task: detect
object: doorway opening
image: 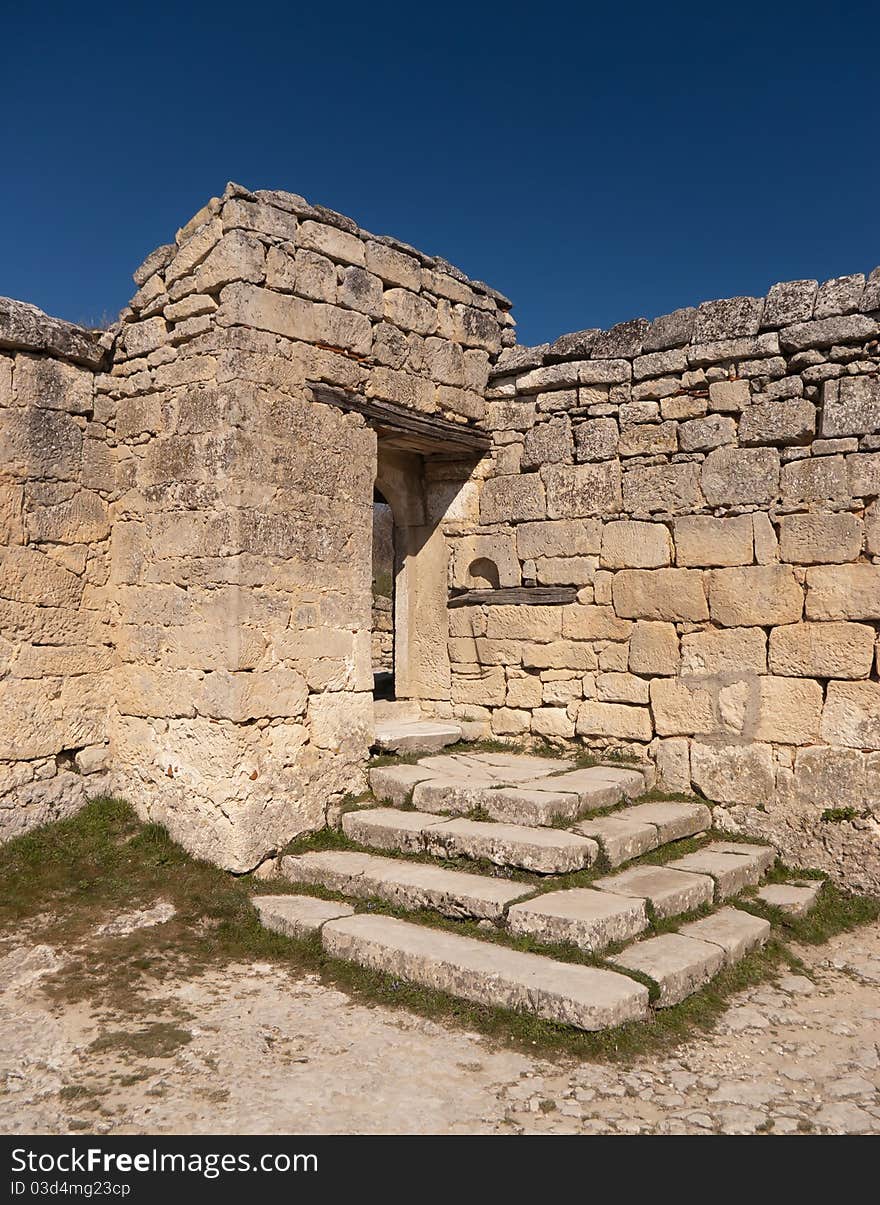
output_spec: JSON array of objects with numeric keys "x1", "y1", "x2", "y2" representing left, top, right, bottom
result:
[{"x1": 371, "y1": 486, "x2": 395, "y2": 700}]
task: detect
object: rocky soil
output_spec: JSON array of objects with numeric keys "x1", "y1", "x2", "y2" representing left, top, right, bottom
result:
[{"x1": 1, "y1": 912, "x2": 878, "y2": 1135}]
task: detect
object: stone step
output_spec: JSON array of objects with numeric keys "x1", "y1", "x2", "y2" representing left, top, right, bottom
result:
[
  {"x1": 756, "y1": 879, "x2": 823, "y2": 917},
  {"x1": 342, "y1": 807, "x2": 599, "y2": 873},
  {"x1": 610, "y1": 932, "x2": 726, "y2": 1007},
  {"x1": 593, "y1": 864, "x2": 715, "y2": 918},
  {"x1": 373, "y1": 719, "x2": 463, "y2": 754},
  {"x1": 507, "y1": 887, "x2": 648, "y2": 953},
  {"x1": 572, "y1": 801, "x2": 710, "y2": 869},
  {"x1": 320, "y1": 912, "x2": 651, "y2": 1031},
  {"x1": 412, "y1": 780, "x2": 585, "y2": 826},
  {"x1": 253, "y1": 894, "x2": 355, "y2": 938},
  {"x1": 678, "y1": 906, "x2": 771, "y2": 964},
  {"x1": 279, "y1": 850, "x2": 529, "y2": 921},
  {"x1": 666, "y1": 842, "x2": 774, "y2": 899}
]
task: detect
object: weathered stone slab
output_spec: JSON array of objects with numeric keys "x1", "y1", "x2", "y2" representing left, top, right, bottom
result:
[
  {"x1": 321, "y1": 914, "x2": 650, "y2": 1030},
  {"x1": 709, "y1": 842, "x2": 777, "y2": 875},
  {"x1": 666, "y1": 845, "x2": 767, "y2": 898},
  {"x1": 373, "y1": 719, "x2": 463, "y2": 754},
  {"x1": 756, "y1": 881, "x2": 823, "y2": 917},
  {"x1": 341, "y1": 807, "x2": 443, "y2": 854},
  {"x1": 620, "y1": 801, "x2": 711, "y2": 842},
  {"x1": 507, "y1": 888, "x2": 648, "y2": 953},
  {"x1": 611, "y1": 933, "x2": 725, "y2": 1006},
  {"x1": 425, "y1": 817, "x2": 598, "y2": 873},
  {"x1": 368, "y1": 763, "x2": 435, "y2": 806},
  {"x1": 253, "y1": 894, "x2": 355, "y2": 938},
  {"x1": 678, "y1": 906, "x2": 770, "y2": 964},
  {"x1": 593, "y1": 865, "x2": 714, "y2": 918},
  {"x1": 572, "y1": 815, "x2": 659, "y2": 867},
  {"x1": 280, "y1": 850, "x2": 529, "y2": 920},
  {"x1": 542, "y1": 766, "x2": 645, "y2": 809}
]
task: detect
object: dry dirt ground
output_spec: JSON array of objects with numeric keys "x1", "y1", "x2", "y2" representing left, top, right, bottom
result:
[{"x1": 1, "y1": 915, "x2": 878, "y2": 1136}]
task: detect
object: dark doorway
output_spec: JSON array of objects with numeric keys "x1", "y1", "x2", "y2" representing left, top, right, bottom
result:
[{"x1": 372, "y1": 486, "x2": 395, "y2": 699}]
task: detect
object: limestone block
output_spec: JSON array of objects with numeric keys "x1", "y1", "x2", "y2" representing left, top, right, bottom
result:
[
  {"x1": 694, "y1": 295, "x2": 764, "y2": 341},
  {"x1": 650, "y1": 677, "x2": 719, "y2": 736},
  {"x1": 643, "y1": 306, "x2": 696, "y2": 352},
  {"x1": 820, "y1": 682, "x2": 880, "y2": 749},
  {"x1": 820, "y1": 375, "x2": 880, "y2": 437},
  {"x1": 425, "y1": 817, "x2": 597, "y2": 874},
  {"x1": 113, "y1": 665, "x2": 200, "y2": 719},
  {"x1": 507, "y1": 888, "x2": 647, "y2": 953},
  {"x1": 778, "y1": 512, "x2": 862, "y2": 564},
  {"x1": 479, "y1": 474, "x2": 545, "y2": 524},
  {"x1": 597, "y1": 672, "x2": 649, "y2": 704},
  {"x1": 652, "y1": 736, "x2": 692, "y2": 793},
  {"x1": 196, "y1": 231, "x2": 266, "y2": 292},
  {"x1": 522, "y1": 415, "x2": 573, "y2": 468},
  {"x1": 522, "y1": 641, "x2": 597, "y2": 671},
  {"x1": 781, "y1": 456, "x2": 848, "y2": 503},
  {"x1": 561, "y1": 605, "x2": 632, "y2": 641},
  {"x1": 678, "y1": 907, "x2": 771, "y2": 964},
  {"x1": 26, "y1": 489, "x2": 110, "y2": 544},
  {"x1": 530, "y1": 707, "x2": 576, "y2": 738},
  {"x1": 486, "y1": 399, "x2": 536, "y2": 430},
  {"x1": 805, "y1": 565, "x2": 880, "y2": 620},
  {"x1": 847, "y1": 452, "x2": 880, "y2": 498},
  {"x1": 622, "y1": 462, "x2": 704, "y2": 513},
  {"x1": 673, "y1": 515, "x2": 753, "y2": 567},
  {"x1": 337, "y1": 266, "x2": 383, "y2": 318},
  {"x1": 753, "y1": 677, "x2": 823, "y2": 744},
  {"x1": 628, "y1": 621, "x2": 680, "y2": 676},
  {"x1": 689, "y1": 740, "x2": 775, "y2": 805},
  {"x1": 701, "y1": 447, "x2": 780, "y2": 506},
  {"x1": 867, "y1": 502, "x2": 880, "y2": 556},
  {"x1": 364, "y1": 241, "x2": 421, "y2": 290},
  {"x1": 678, "y1": 414, "x2": 737, "y2": 452},
  {"x1": 574, "y1": 417, "x2": 618, "y2": 462},
  {"x1": 293, "y1": 249, "x2": 337, "y2": 302},
  {"x1": 618, "y1": 421, "x2": 678, "y2": 458},
  {"x1": 13, "y1": 354, "x2": 93, "y2": 413},
  {"x1": 594, "y1": 864, "x2": 714, "y2": 919},
  {"x1": 219, "y1": 282, "x2": 371, "y2": 355},
  {"x1": 0, "y1": 482, "x2": 24, "y2": 544},
  {"x1": 320, "y1": 913, "x2": 649, "y2": 1031},
  {"x1": 451, "y1": 534, "x2": 520, "y2": 588},
  {"x1": 779, "y1": 313, "x2": 877, "y2": 351},
  {"x1": 383, "y1": 288, "x2": 437, "y2": 337},
  {"x1": 542, "y1": 462, "x2": 622, "y2": 519},
  {"x1": 576, "y1": 700, "x2": 653, "y2": 741},
  {"x1": 307, "y1": 691, "x2": 373, "y2": 753},
  {"x1": 708, "y1": 566, "x2": 803, "y2": 627},
  {"x1": 450, "y1": 665, "x2": 507, "y2": 706},
  {"x1": 791, "y1": 746, "x2": 866, "y2": 810},
  {"x1": 611, "y1": 932, "x2": 725, "y2": 1006},
  {"x1": 708, "y1": 379, "x2": 750, "y2": 411},
  {"x1": 769, "y1": 622, "x2": 874, "y2": 678},
  {"x1": 366, "y1": 365, "x2": 435, "y2": 411},
  {"x1": 491, "y1": 707, "x2": 531, "y2": 735},
  {"x1": 0, "y1": 545, "x2": 82, "y2": 608},
  {"x1": 612, "y1": 569, "x2": 709, "y2": 622},
  {"x1": 0, "y1": 406, "x2": 82, "y2": 481},
  {"x1": 297, "y1": 219, "x2": 365, "y2": 266},
  {"x1": 516, "y1": 518, "x2": 602, "y2": 560},
  {"x1": 535, "y1": 556, "x2": 598, "y2": 586},
  {"x1": 506, "y1": 676, "x2": 543, "y2": 709},
  {"x1": 254, "y1": 895, "x2": 355, "y2": 939},
  {"x1": 600, "y1": 520, "x2": 672, "y2": 569},
  {"x1": 738, "y1": 400, "x2": 815, "y2": 446},
  {"x1": 199, "y1": 669, "x2": 308, "y2": 722},
  {"x1": 680, "y1": 626, "x2": 767, "y2": 675},
  {"x1": 763, "y1": 279, "x2": 817, "y2": 327},
  {"x1": 486, "y1": 605, "x2": 562, "y2": 641}
]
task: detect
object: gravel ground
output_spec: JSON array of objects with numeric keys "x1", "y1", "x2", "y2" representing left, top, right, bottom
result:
[{"x1": 1, "y1": 918, "x2": 878, "y2": 1135}]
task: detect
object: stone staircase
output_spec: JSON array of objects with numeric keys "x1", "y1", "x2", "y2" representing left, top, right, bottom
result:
[
  {"x1": 254, "y1": 750, "x2": 806, "y2": 1031},
  {"x1": 372, "y1": 700, "x2": 463, "y2": 754}
]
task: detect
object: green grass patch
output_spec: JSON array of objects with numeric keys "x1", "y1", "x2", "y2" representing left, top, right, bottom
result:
[{"x1": 820, "y1": 806, "x2": 859, "y2": 823}]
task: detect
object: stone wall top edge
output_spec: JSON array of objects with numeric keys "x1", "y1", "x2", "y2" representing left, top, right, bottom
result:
[
  {"x1": 130, "y1": 180, "x2": 513, "y2": 310},
  {"x1": 0, "y1": 294, "x2": 108, "y2": 370},
  {"x1": 491, "y1": 264, "x2": 880, "y2": 380}
]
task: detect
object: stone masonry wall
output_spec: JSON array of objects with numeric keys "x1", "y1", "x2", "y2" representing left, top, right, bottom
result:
[
  {"x1": 451, "y1": 271, "x2": 880, "y2": 889},
  {"x1": 0, "y1": 299, "x2": 113, "y2": 839},
  {"x1": 102, "y1": 183, "x2": 511, "y2": 871}
]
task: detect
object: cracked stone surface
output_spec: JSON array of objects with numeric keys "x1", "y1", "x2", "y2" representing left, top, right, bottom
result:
[{"x1": 1, "y1": 914, "x2": 878, "y2": 1135}]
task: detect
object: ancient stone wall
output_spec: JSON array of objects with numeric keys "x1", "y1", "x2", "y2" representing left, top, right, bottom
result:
[
  {"x1": 0, "y1": 298, "x2": 113, "y2": 839},
  {"x1": 452, "y1": 271, "x2": 880, "y2": 888},
  {"x1": 101, "y1": 183, "x2": 511, "y2": 871}
]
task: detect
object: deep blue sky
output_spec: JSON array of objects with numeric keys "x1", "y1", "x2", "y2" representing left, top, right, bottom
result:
[{"x1": 2, "y1": 2, "x2": 877, "y2": 346}]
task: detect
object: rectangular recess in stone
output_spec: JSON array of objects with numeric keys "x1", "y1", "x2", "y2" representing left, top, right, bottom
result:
[
  {"x1": 280, "y1": 850, "x2": 530, "y2": 920},
  {"x1": 593, "y1": 865, "x2": 715, "y2": 918},
  {"x1": 322, "y1": 913, "x2": 650, "y2": 1031},
  {"x1": 619, "y1": 801, "x2": 711, "y2": 842},
  {"x1": 425, "y1": 817, "x2": 598, "y2": 873},
  {"x1": 507, "y1": 887, "x2": 648, "y2": 953},
  {"x1": 678, "y1": 906, "x2": 771, "y2": 964},
  {"x1": 611, "y1": 932, "x2": 725, "y2": 1006}
]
